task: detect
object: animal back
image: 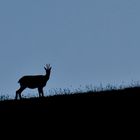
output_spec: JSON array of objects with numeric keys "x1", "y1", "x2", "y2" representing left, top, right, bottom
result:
[{"x1": 18, "y1": 75, "x2": 47, "y2": 88}]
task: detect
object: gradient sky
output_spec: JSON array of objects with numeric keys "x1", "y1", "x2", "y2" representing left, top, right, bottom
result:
[{"x1": 0, "y1": 0, "x2": 140, "y2": 98}]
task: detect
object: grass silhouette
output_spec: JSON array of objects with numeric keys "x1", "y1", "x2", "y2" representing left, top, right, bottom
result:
[{"x1": 0, "y1": 84, "x2": 140, "y2": 114}]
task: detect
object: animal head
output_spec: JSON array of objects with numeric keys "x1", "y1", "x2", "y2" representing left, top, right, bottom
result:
[{"x1": 44, "y1": 64, "x2": 52, "y2": 75}]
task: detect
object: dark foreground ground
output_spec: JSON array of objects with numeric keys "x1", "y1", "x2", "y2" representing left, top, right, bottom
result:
[
  {"x1": 0, "y1": 86, "x2": 140, "y2": 114},
  {"x1": 1, "y1": 87, "x2": 139, "y2": 138}
]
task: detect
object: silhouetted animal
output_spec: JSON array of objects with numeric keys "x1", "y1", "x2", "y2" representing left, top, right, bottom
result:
[{"x1": 15, "y1": 64, "x2": 52, "y2": 99}]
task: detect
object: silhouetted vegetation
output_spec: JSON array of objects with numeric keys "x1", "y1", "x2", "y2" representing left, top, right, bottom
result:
[{"x1": 0, "y1": 84, "x2": 140, "y2": 114}]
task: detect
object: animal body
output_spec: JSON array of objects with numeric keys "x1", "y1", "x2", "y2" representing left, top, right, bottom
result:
[{"x1": 15, "y1": 64, "x2": 52, "y2": 99}]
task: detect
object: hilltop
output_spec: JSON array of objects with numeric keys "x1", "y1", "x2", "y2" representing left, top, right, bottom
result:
[{"x1": 0, "y1": 86, "x2": 140, "y2": 113}]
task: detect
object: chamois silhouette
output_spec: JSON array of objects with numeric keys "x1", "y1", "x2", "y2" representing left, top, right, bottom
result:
[{"x1": 15, "y1": 64, "x2": 52, "y2": 100}]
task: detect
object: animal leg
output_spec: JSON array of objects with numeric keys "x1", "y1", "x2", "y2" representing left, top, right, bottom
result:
[
  {"x1": 38, "y1": 88, "x2": 44, "y2": 97},
  {"x1": 15, "y1": 86, "x2": 26, "y2": 99}
]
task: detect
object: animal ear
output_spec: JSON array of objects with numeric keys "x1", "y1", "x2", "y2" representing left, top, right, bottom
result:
[{"x1": 44, "y1": 67, "x2": 47, "y2": 71}]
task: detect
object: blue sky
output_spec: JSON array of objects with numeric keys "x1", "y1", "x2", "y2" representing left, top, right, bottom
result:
[{"x1": 0, "y1": 0, "x2": 140, "y2": 98}]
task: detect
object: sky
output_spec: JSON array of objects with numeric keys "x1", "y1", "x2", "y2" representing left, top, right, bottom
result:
[{"x1": 0, "y1": 0, "x2": 140, "y2": 98}]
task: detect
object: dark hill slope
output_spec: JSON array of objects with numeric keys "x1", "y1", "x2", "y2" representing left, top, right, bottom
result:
[{"x1": 0, "y1": 86, "x2": 140, "y2": 113}]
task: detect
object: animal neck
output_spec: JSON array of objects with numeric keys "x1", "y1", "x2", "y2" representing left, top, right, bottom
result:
[{"x1": 45, "y1": 72, "x2": 50, "y2": 80}]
